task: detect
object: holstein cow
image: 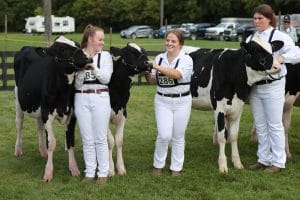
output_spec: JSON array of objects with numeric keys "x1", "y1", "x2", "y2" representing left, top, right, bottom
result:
[
  {"x1": 189, "y1": 35, "x2": 283, "y2": 173},
  {"x1": 14, "y1": 36, "x2": 92, "y2": 182},
  {"x1": 251, "y1": 62, "x2": 300, "y2": 159},
  {"x1": 67, "y1": 43, "x2": 150, "y2": 177}
]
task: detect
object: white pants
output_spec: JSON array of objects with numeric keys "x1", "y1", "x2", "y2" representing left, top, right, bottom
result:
[
  {"x1": 153, "y1": 94, "x2": 192, "y2": 171},
  {"x1": 250, "y1": 78, "x2": 286, "y2": 168},
  {"x1": 75, "y1": 93, "x2": 111, "y2": 177}
]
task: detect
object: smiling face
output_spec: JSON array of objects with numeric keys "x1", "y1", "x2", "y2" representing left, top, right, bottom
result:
[
  {"x1": 165, "y1": 32, "x2": 183, "y2": 55},
  {"x1": 253, "y1": 12, "x2": 271, "y2": 32},
  {"x1": 88, "y1": 30, "x2": 105, "y2": 53}
]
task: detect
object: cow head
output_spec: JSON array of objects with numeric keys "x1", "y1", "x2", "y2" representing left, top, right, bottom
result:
[
  {"x1": 48, "y1": 36, "x2": 93, "y2": 75},
  {"x1": 110, "y1": 42, "x2": 150, "y2": 76},
  {"x1": 240, "y1": 35, "x2": 284, "y2": 85}
]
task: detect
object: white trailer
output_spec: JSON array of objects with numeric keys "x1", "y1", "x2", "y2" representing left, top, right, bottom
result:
[{"x1": 25, "y1": 15, "x2": 75, "y2": 33}]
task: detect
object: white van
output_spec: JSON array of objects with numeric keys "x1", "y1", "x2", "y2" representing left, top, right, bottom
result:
[
  {"x1": 205, "y1": 17, "x2": 252, "y2": 40},
  {"x1": 25, "y1": 15, "x2": 75, "y2": 34}
]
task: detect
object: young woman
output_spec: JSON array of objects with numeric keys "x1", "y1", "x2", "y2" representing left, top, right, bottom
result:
[
  {"x1": 247, "y1": 4, "x2": 300, "y2": 173},
  {"x1": 146, "y1": 29, "x2": 193, "y2": 176},
  {"x1": 75, "y1": 25, "x2": 113, "y2": 183}
]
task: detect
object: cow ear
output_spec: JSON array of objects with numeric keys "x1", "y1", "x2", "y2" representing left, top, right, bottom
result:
[
  {"x1": 110, "y1": 46, "x2": 122, "y2": 57},
  {"x1": 271, "y1": 40, "x2": 284, "y2": 52},
  {"x1": 240, "y1": 42, "x2": 250, "y2": 53},
  {"x1": 35, "y1": 47, "x2": 47, "y2": 56}
]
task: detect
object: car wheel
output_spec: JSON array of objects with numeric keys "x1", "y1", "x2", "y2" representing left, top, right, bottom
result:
[
  {"x1": 131, "y1": 33, "x2": 137, "y2": 39},
  {"x1": 219, "y1": 33, "x2": 224, "y2": 41},
  {"x1": 191, "y1": 34, "x2": 197, "y2": 40},
  {"x1": 237, "y1": 35, "x2": 243, "y2": 42}
]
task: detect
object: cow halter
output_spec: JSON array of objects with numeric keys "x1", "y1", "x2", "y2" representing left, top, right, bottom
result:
[
  {"x1": 121, "y1": 52, "x2": 148, "y2": 73},
  {"x1": 54, "y1": 48, "x2": 82, "y2": 70}
]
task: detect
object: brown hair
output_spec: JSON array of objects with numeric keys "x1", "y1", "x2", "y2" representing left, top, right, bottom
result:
[
  {"x1": 165, "y1": 29, "x2": 184, "y2": 46},
  {"x1": 253, "y1": 4, "x2": 277, "y2": 28},
  {"x1": 80, "y1": 24, "x2": 104, "y2": 48}
]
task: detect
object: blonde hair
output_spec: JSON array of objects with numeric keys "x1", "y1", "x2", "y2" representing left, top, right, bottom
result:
[{"x1": 80, "y1": 24, "x2": 104, "y2": 48}]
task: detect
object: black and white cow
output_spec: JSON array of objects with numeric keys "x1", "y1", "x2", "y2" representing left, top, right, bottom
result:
[
  {"x1": 189, "y1": 35, "x2": 283, "y2": 173},
  {"x1": 67, "y1": 43, "x2": 150, "y2": 177},
  {"x1": 14, "y1": 36, "x2": 92, "y2": 182},
  {"x1": 251, "y1": 62, "x2": 300, "y2": 159}
]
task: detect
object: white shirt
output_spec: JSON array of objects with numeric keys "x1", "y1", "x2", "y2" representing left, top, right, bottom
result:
[
  {"x1": 150, "y1": 49, "x2": 193, "y2": 94},
  {"x1": 75, "y1": 50, "x2": 113, "y2": 92}
]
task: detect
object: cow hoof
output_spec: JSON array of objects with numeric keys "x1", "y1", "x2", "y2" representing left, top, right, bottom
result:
[
  {"x1": 234, "y1": 163, "x2": 244, "y2": 169},
  {"x1": 43, "y1": 174, "x2": 53, "y2": 182},
  {"x1": 118, "y1": 169, "x2": 126, "y2": 176},
  {"x1": 108, "y1": 170, "x2": 115, "y2": 177},
  {"x1": 219, "y1": 167, "x2": 228, "y2": 173},
  {"x1": 69, "y1": 167, "x2": 80, "y2": 176},
  {"x1": 14, "y1": 148, "x2": 23, "y2": 157}
]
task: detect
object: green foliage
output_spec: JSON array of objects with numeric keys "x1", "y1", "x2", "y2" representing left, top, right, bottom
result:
[{"x1": 1, "y1": 0, "x2": 299, "y2": 32}]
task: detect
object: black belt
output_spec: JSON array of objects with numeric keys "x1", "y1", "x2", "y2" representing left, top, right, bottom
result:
[
  {"x1": 157, "y1": 91, "x2": 190, "y2": 98},
  {"x1": 75, "y1": 88, "x2": 109, "y2": 94},
  {"x1": 255, "y1": 79, "x2": 277, "y2": 85}
]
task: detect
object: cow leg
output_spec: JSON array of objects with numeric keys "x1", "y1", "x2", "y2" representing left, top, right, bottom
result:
[
  {"x1": 228, "y1": 114, "x2": 243, "y2": 169},
  {"x1": 15, "y1": 96, "x2": 24, "y2": 157},
  {"x1": 115, "y1": 117, "x2": 126, "y2": 175},
  {"x1": 36, "y1": 119, "x2": 48, "y2": 158},
  {"x1": 216, "y1": 112, "x2": 228, "y2": 173},
  {"x1": 43, "y1": 117, "x2": 56, "y2": 182},
  {"x1": 107, "y1": 128, "x2": 115, "y2": 177},
  {"x1": 283, "y1": 93, "x2": 297, "y2": 159},
  {"x1": 65, "y1": 115, "x2": 80, "y2": 176},
  {"x1": 67, "y1": 147, "x2": 80, "y2": 176}
]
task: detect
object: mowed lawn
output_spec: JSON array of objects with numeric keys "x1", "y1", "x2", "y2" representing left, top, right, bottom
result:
[{"x1": 0, "y1": 86, "x2": 300, "y2": 200}]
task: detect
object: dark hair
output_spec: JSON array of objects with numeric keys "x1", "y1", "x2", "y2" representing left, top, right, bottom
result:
[
  {"x1": 165, "y1": 29, "x2": 184, "y2": 46},
  {"x1": 80, "y1": 24, "x2": 104, "y2": 48},
  {"x1": 253, "y1": 4, "x2": 276, "y2": 28}
]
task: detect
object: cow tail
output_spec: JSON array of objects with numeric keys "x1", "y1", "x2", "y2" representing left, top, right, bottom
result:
[{"x1": 66, "y1": 114, "x2": 76, "y2": 149}]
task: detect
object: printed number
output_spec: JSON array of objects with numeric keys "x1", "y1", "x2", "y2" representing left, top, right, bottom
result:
[
  {"x1": 158, "y1": 77, "x2": 175, "y2": 86},
  {"x1": 84, "y1": 71, "x2": 96, "y2": 81}
]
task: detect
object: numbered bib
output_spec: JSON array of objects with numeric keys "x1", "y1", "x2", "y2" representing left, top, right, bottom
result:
[
  {"x1": 157, "y1": 74, "x2": 176, "y2": 87},
  {"x1": 84, "y1": 70, "x2": 96, "y2": 82}
]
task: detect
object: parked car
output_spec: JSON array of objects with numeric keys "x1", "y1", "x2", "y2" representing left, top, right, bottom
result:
[
  {"x1": 153, "y1": 24, "x2": 181, "y2": 38},
  {"x1": 187, "y1": 23, "x2": 216, "y2": 40},
  {"x1": 224, "y1": 23, "x2": 255, "y2": 42},
  {"x1": 295, "y1": 25, "x2": 300, "y2": 44},
  {"x1": 120, "y1": 25, "x2": 153, "y2": 39}
]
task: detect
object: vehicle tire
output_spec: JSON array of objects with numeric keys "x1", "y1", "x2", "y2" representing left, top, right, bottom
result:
[
  {"x1": 131, "y1": 33, "x2": 137, "y2": 39},
  {"x1": 191, "y1": 34, "x2": 197, "y2": 40},
  {"x1": 237, "y1": 35, "x2": 243, "y2": 42},
  {"x1": 219, "y1": 33, "x2": 224, "y2": 41}
]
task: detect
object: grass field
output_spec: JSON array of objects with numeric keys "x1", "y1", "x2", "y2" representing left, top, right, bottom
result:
[
  {"x1": 0, "y1": 86, "x2": 300, "y2": 200},
  {"x1": 0, "y1": 32, "x2": 240, "y2": 52}
]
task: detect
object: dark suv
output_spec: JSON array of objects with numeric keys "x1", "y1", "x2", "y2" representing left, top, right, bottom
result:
[
  {"x1": 153, "y1": 24, "x2": 181, "y2": 38},
  {"x1": 187, "y1": 23, "x2": 216, "y2": 40},
  {"x1": 224, "y1": 24, "x2": 255, "y2": 42}
]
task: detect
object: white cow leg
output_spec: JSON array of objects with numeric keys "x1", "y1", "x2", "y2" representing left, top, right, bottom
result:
[
  {"x1": 283, "y1": 94, "x2": 296, "y2": 160},
  {"x1": 67, "y1": 147, "x2": 80, "y2": 176},
  {"x1": 43, "y1": 119, "x2": 56, "y2": 182},
  {"x1": 218, "y1": 130, "x2": 228, "y2": 173},
  {"x1": 107, "y1": 129, "x2": 115, "y2": 177},
  {"x1": 115, "y1": 118, "x2": 126, "y2": 175},
  {"x1": 15, "y1": 100, "x2": 24, "y2": 157},
  {"x1": 229, "y1": 114, "x2": 243, "y2": 169},
  {"x1": 36, "y1": 119, "x2": 48, "y2": 158}
]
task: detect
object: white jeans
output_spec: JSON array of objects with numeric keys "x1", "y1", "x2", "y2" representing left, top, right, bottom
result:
[
  {"x1": 75, "y1": 93, "x2": 111, "y2": 177},
  {"x1": 153, "y1": 94, "x2": 192, "y2": 171},
  {"x1": 250, "y1": 78, "x2": 286, "y2": 168}
]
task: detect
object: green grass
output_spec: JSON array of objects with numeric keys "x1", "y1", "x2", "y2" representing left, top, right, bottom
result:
[
  {"x1": 0, "y1": 32, "x2": 240, "y2": 52},
  {"x1": 0, "y1": 87, "x2": 300, "y2": 200}
]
